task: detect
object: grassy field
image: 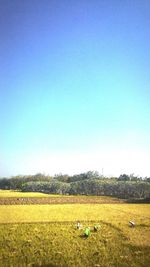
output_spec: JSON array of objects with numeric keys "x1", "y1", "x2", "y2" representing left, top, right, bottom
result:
[
  {"x1": 0, "y1": 190, "x2": 61, "y2": 198},
  {"x1": 0, "y1": 190, "x2": 118, "y2": 198},
  {"x1": 0, "y1": 191, "x2": 149, "y2": 267}
]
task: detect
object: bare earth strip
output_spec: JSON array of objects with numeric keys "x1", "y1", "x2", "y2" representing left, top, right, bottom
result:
[{"x1": 0, "y1": 196, "x2": 124, "y2": 205}]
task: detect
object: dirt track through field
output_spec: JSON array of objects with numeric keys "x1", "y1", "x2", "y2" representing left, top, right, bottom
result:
[{"x1": 0, "y1": 196, "x2": 124, "y2": 205}]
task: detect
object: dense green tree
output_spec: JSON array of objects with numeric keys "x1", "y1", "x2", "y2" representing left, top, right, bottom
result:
[
  {"x1": 0, "y1": 171, "x2": 150, "y2": 199},
  {"x1": 0, "y1": 178, "x2": 11, "y2": 189},
  {"x1": 118, "y1": 174, "x2": 130, "y2": 181}
]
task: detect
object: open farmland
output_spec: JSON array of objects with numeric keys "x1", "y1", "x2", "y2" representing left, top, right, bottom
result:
[
  {"x1": 0, "y1": 190, "x2": 62, "y2": 198},
  {"x1": 0, "y1": 191, "x2": 150, "y2": 267},
  {"x1": 0, "y1": 190, "x2": 124, "y2": 204}
]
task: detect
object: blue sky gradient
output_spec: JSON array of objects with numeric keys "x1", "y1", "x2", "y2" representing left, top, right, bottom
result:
[{"x1": 0, "y1": 0, "x2": 150, "y2": 177}]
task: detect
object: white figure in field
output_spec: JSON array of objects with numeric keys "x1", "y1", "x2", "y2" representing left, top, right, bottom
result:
[
  {"x1": 129, "y1": 221, "x2": 135, "y2": 227},
  {"x1": 76, "y1": 221, "x2": 82, "y2": 229}
]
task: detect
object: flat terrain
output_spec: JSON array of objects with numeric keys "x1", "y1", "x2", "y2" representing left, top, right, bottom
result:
[
  {"x1": 0, "y1": 190, "x2": 149, "y2": 267},
  {"x1": 0, "y1": 190, "x2": 124, "y2": 204},
  {"x1": 0, "y1": 190, "x2": 61, "y2": 198}
]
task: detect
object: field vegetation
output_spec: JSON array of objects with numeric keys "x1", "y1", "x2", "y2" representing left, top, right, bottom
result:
[
  {"x1": 0, "y1": 190, "x2": 150, "y2": 267},
  {"x1": 1, "y1": 220, "x2": 149, "y2": 267},
  {"x1": 0, "y1": 190, "x2": 60, "y2": 198}
]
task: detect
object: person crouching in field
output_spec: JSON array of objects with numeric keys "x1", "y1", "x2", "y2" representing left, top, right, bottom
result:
[
  {"x1": 76, "y1": 221, "x2": 82, "y2": 230},
  {"x1": 84, "y1": 227, "x2": 90, "y2": 238},
  {"x1": 94, "y1": 224, "x2": 100, "y2": 232},
  {"x1": 129, "y1": 221, "x2": 135, "y2": 227}
]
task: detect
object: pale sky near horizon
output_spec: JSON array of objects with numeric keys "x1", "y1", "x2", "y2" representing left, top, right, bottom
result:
[{"x1": 0, "y1": 0, "x2": 150, "y2": 177}]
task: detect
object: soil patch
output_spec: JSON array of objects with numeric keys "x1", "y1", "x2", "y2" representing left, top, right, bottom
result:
[{"x1": 0, "y1": 196, "x2": 125, "y2": 205}]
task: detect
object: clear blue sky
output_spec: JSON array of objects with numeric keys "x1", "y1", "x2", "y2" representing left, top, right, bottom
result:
[{"x1": 0, "y1": 0, "x2": 150, "y2": 177}]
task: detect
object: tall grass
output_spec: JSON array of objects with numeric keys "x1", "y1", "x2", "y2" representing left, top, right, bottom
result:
[
  {"x1": 0, "y1": 220, "x2": 149, "y2": 267},
  {"x1": 0, "y1": 192, "x2": 149, "y2": 267},
  {"x1": 0, "y1": 190, "x2": 61, "y2": 198}
]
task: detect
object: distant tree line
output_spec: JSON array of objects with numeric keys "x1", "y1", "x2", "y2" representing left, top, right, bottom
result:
[{"x1": 0, "y1": 171, "x2": 150, "y2": 199}]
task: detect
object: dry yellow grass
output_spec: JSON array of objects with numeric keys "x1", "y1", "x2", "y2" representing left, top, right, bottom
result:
[
  {"x1": 0, "y1": 203, "x2": 149, "y2": 247},
  {"x1": 0, "y1": 189, "x2": 150, "y2": 267},
  {"x1": 0, "y1": 190, "x2": 60, "y2": 198},
  {"x1": 0, "y1": 191, "x2": 150, "y2": 266}
]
